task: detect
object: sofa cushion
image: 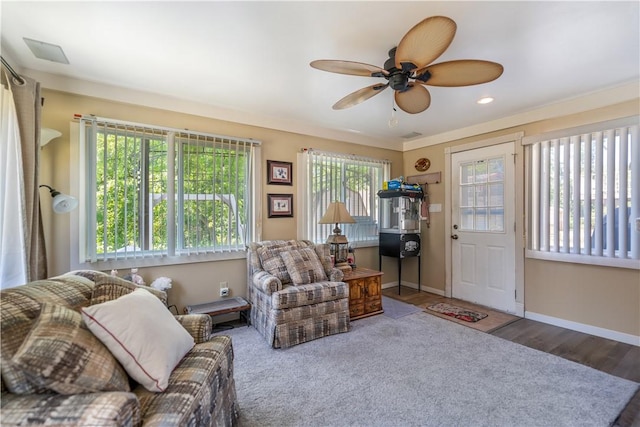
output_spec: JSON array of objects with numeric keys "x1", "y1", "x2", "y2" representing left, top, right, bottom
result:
[
  {"x1": 280, "y1": 247, "x2": 328, "y2": 285},
  {"x1": 0, "y1": 277, "x2": 95, "y2": 394},
  {"x1": 0, "y1": 390, "x2": 141, "y2": 426},
  {"x1": 313, "y1": 244, "x2": 335, "y2": 276},
  {"x1": 255, "y1": 239, "x2": 311, "y2": 285},
  {"x1": 272, "y1": 300, "x2": 351, "y2": 348},
  {"x1": 12, "y1": 303, "x2": 130, "y2": 395},
  {"x1": 82, "y1": 288, "x2": 195, "y2": 392},
  {"x1": 90, "y1": 274, "x2": 168, "y2": 306},
  {"x1": 134, "y1": 335, "x2": 237, "y2": 426},
  {"x1": 271, "y1": 281, "x2": 349, "y2": 310}
]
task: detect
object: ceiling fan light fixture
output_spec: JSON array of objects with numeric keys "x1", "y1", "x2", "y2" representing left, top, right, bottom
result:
[
  {"x1": 388, "y1": 99, "x2": 399, "y2": 128},
  {"x1": 477, "y1": 97, "x2": 494, "y2": 104},
  {"x1": 388, "y1": 115, "x2": 399, "y2": 129}
]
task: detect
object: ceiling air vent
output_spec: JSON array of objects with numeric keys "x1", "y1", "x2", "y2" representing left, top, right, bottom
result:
[
  {"x1": 23, "y1": 38, "x2": 69, "y2": 64},
  {"x1": 401, "y1": 131, "x2": 422, "y2": 139}
]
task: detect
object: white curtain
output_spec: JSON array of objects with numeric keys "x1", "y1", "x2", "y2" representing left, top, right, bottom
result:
[{"x1": 0, "y1": 80, "x2": 28, "y2": 288}]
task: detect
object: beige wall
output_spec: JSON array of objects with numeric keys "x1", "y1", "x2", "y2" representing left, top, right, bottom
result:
[
  {"x1": 39, "y1": 89, "x2": 403, "y2": 312},
  {"x1": 525, "y1": 259, "x2": 639, "y2": 335},
  {"x1": 39, "y1": 88, "x2": 639, "y2": 338},
  {"x1": 403, "y1": 99, "x2": 640, "y2": 337}
]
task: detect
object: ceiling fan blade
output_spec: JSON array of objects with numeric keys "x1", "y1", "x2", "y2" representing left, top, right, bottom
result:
[
  {"x1": 395, "y1": 16, "x2": 457, "y2": 72},
  {"x1": 310, "y1": 60, "x2": 389, "y2": 77},
  {"x1": 415, "y1": 60, "x2": 504, "y2": 87},
  {"x1": 394, "y1": 83, "x2": 431, "y2": 114},
  {"x1": 333, "y1": 83, "x2": 389, "y2": 110}
]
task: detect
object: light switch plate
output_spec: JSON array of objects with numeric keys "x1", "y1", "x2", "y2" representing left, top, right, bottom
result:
[{"x1": 429, "y1": 203, "x2": 442, "y2": 213}]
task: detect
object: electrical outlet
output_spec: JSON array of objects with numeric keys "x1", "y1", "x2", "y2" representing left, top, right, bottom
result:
[{"x1": 220, "y1": 287, "x2": 229, "y2": 297}]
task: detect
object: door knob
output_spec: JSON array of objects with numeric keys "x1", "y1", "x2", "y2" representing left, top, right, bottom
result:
[
  {"x1": 453, "y1": 224, "x2": 459, "y2": 229},
  {"x1": 451, "y1": 234, "x2": 459, "y2": 240}
]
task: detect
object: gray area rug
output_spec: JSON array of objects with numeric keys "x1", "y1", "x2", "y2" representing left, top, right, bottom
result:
[
  {"x1": 222, "y1": 312, "x2": 638, "y2": 427},
  {"x1": 382, "y1": 295, "x2": 422, "y2": 319}
]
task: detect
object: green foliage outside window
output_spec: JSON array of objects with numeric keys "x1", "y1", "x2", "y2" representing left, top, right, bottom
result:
[{"x1": 94, "y1": 131, "x2": 248, "y2": 257}]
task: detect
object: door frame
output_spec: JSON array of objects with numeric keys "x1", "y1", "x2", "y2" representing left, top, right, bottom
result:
[{"x1": 444, "y1": 132, "x2": 525, "y2": 317}]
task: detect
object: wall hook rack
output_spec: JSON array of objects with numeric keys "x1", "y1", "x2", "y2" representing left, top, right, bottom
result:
[{"x1": 407, "y1": 171, "x2": 441, "y2": 185}]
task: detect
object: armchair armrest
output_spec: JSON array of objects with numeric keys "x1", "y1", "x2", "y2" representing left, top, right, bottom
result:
[
  {"x1": 252, "y1": 270, "x2": 282, "y2": 295},
  {"x1": 0, "y1": 391, "x2": 140, "y2": 427},
  {"x1": 174, "y1": 314, "x2": 212, "y2": 343},
  {"x1": 328, "y1": 268, "x2": 344, "y2": 282}
]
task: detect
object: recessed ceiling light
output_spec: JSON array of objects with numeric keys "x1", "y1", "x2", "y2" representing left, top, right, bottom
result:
[
  {"x1": 477, "y1": 97, "x2": 494, "y2": 105},
  {"x1": 23, "y1": 38, "x2": 69, "y2": 64}
]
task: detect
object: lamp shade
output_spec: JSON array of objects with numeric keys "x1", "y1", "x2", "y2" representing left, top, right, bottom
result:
[
  {"x1": 40, "y1": 128, "x2": 61, "y2": 146},
  {"x1": 52, "y1": 193, "x2": 78, "y2": 214},
  {"x1": 318, "y1": 202, "x2": 356, "y2": 225},
  {"x1": 39, "y1": 185, "x2": 78, "y2": 214}
]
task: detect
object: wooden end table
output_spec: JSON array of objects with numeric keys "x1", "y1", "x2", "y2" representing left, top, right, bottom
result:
[
  {"x1": 342, "y1": 267, "x2": 384, "y2": 320},
  {"x1": 185, "y1": 296, "x2": 251, "y2": 329}
]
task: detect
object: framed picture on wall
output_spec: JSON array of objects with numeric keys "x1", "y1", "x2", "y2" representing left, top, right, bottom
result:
[
  {"x1": 267, "y1": 160, "x2": 293, "y2": 185},
  {"x1": 268, "y1": 194, "x2": 293, "y2": 218}
]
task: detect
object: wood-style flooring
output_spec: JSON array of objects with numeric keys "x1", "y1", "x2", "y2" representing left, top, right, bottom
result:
[{"x1": 383, "y1": 286, "x2": 640, "y2": 427}]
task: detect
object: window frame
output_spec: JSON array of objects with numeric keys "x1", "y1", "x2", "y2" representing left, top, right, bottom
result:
[
  {"x1": 297, "y1": 149, "x2": 390, "y2": 248},
  {"x1": 70, "y1": 117, "x2": 261, "y2": 271},
  {"x1": 523, "y1": 116, "x2": 639, "y2": 270}
]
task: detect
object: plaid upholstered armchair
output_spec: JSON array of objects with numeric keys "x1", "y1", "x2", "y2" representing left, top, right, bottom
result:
[{"x1": 247, "y1": 240, "x2": 351, "y2": 348}]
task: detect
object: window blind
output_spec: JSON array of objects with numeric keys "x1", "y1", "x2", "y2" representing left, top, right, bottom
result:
[
  {"x1": 79, "y1": 116, "x2": 259, "y2": 264},
  {"x1": 524, "y1": 116, "x2": 639, "y2": 268},
  {"x1": 298, "y1": 149, "x2": 390, "y2": 245}
]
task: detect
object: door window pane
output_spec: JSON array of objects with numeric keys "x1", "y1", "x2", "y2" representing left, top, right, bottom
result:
[
  {"x1": 461, "y1": 162, "x2": 474, "y2": 184},
  {"x1": 475, "y1": 161, "x2": 488, "y2": 183},
  {"x1": 460, "y1": 208, "x2": 474, "y2": 230},
  {"x1": 458, "y1": 155, "x2": 505, "y2": 232},
  {"x1": 475, "y1": 208, "x2": 488, "y2": 231},
  {"x1": 489, "y1": 183, "x2": 503, "y2": 206},
  {"x1": 460, "y1": 186, "x2": 474, "y2": 207},
  {"x1": 475, "y1": 184, "x2": 487, "y2": 207},
  {"x1": 488, "y1": 158, "x2": 504, "y2": 181}
]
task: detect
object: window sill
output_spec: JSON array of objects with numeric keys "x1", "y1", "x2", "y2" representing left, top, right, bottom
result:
[
  {"x1": 525, "y1": 250, "x2": 640, "y2": 270},
  {"x1": 72, "y1": 251, "x2": 247, "y2": 271}
]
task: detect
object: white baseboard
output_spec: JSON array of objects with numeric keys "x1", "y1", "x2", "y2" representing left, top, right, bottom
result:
[
  {"x1": 525, "y1": 311, "x2": 639, "y2": 347},
  {"x1": 382, "y1": 281, "x2": 445, "y2": 296}
]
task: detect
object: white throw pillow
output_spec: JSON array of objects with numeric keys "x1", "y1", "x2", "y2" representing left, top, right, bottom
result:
[{"x1": 81, "y1": 288, "x2": 195, "y2": 392}]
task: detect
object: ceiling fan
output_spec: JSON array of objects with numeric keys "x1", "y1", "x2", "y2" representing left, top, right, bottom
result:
[{"x1": 310, "y1": 16, "x2": 504, "y2": 114}]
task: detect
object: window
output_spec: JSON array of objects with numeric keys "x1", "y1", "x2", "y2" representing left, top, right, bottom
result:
[
  {"x1": 78, "y1": 116, "x2": 260, "y2": 267},
  {"x1": 459, "y1": 156, "x2": 505, "y2": 232},
  {"x1": 298, "y1": 149, "x2": 390, "y2": 246},
  {"x1": 524, "y1": 117, "x2": 639, "y2": 269}
]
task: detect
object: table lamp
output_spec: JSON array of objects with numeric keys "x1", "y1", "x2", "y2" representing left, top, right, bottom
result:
[{"x1": 318, "y1": 201, "x2": 356, "y2": 273}]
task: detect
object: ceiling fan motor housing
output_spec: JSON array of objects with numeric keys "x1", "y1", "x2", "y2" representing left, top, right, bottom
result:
[
  {"x1": 388, "y1": 72, "x2": 409, "y2": 91},
  {"x1": 384, "y1": 47, "x2": 411, "y2": 91}
]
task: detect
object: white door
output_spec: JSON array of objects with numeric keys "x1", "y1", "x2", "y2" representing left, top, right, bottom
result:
[{"x1": 451, "y1": 142, "x2": 516, "y2": 313}]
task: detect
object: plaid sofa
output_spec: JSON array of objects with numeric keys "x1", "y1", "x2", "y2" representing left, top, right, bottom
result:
[
  {"x1": 0, "y1": 271, "x2": 238, "y2": 426},
  {"x1": 247, "y1": 240, "x2": 350, "y2": 348}
]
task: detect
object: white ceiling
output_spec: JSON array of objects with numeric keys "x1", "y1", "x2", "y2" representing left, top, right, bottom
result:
[{"x1": 1, "y1": 1, "x2": 639, "y2": 151}]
